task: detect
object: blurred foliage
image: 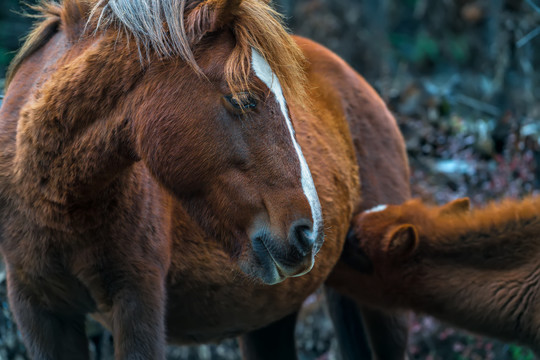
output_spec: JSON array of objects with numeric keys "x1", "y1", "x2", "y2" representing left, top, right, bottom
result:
[
  {"x1": 287, "y1": 0, "x2": 540, "y2": 120},
  {"x1": 510, "y1": 345, "x2": 535, "y2": 360},
  {"x1": 0, "y1": 0, "x2": 38, "y2": 78},
  {"x1": 390, "y1": 31, "x2": 441, "y2": 64}
]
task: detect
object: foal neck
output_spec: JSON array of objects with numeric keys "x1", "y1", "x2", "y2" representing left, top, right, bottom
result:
[{"x1": 420, "y1": 197, "x2": 540, "y2": 268}]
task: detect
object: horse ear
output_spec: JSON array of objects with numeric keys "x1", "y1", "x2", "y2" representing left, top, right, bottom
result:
[
  {"x1": 186, "y1": 0, "x2": 243, "y2": 43},
  {"x1": 62, "y1": 0, "x2": 92, "y2": 41},
  {"x1": 439, "y1": 197, "x2": 471, "y2": 216},
  {"x1": 385, "y1": 224, "x2": 418, "y2": 257}
]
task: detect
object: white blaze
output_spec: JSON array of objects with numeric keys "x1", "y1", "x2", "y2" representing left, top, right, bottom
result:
[
  {"x1": 251, "y1": 48, "x2": 323, "y2": 241},
  {"x1": 364, "y1": 204, "x2": 388, "y2": 214}
]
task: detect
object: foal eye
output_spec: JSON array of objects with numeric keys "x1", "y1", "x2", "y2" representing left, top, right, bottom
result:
[{"x1": 222, "y1": 92, "x2": 258, "y2": 113}]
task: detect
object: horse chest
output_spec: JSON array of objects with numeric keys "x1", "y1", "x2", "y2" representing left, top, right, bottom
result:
[
  {"x1": 12, "y1": 265, "x2": 96, "y2": 313},
  {"x1": 3, "y1": 245, "x2": 96, "y2": 314},
  {"x1": 165, "y1": 275, "x2": 317, "y2": 343},
  {"x1": 0, "y1": 210, "x2": 96, "y2": 307}
]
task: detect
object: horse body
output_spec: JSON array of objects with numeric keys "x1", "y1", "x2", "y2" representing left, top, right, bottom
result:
[
  {"x1": 0, "y1": 1, "x2": 410, "y2": 358},
  {"x1": 341, "y1": 197, "x2": 540, "y2": 355}
]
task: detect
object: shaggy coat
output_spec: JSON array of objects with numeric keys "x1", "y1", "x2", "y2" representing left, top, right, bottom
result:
[
  {"x1": 335, "y1": 197, "x2": 540, "y2": 355},
  {"x1": 0, "y1": 0, "x2": 410, "y2": 359}
]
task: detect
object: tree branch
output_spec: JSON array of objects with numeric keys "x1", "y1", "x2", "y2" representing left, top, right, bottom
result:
[
  {"x1": 525, "y1": 0, "x2": 540, "y2": 13},
  {"x1": 517, "y1": 26, "x2": 540, "y2": 48}
]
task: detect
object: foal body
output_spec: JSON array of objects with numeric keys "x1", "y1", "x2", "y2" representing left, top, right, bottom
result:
[
  {"x1": 336, "y1": 197, "x2": 540, "y2": 355},
  {"x1": 0, "y1": 1, "x2": 411, "y2": 359}
]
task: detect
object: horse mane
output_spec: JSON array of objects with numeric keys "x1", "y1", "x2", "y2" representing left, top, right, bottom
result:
[
  {"x1": 5, "y1": 0, "x2": 91, "y2": 89},
  {"x1": 7, "y1": 0, "x2": 307, "y2": 103},
  {"x1": 5, "y1": 2, "x2": 61, "y2": 88}
]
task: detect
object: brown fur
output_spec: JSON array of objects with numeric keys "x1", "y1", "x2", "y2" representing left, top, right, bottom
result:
[
  {"x1": 0, "y1": 1, "x2": 410, "y2": 359},
  {"x1": 337, "y1": 197, "x2": 540, "y2": 355}
]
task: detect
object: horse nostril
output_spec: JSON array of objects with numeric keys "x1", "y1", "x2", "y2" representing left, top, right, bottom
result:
[{"x1": 289, "y1": 220, "x2": 315, "y2": 255}]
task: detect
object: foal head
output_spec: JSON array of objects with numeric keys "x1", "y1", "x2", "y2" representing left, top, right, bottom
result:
[
  {"x1": 91, "y1": 0, "x2": 323, "y2": 284},
  {"x1": 347, "y1": 198, "x2": 471, "y2": 278}
]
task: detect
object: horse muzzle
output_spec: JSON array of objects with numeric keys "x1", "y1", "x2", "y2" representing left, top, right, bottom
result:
[{"x1": 246, "y1": 219, "x2": 323, "y2": 285}]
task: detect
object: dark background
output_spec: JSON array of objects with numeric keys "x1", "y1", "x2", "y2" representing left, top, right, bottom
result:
[{"x1": 1, "y1": 0, "x2": 540, "y2": 359}]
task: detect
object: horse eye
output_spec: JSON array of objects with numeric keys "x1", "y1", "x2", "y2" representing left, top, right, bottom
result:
[{"x1": 223, "y1": 92, "x2": 258, "y2": 113}]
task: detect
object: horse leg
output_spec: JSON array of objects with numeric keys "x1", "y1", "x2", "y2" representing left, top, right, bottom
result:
[
  {"x1": 324, "y1": 287, "x2": 372, "y2": 359},
  {"x1": 107, "y1": 269, "x2": 166, "y2": 360},
  {"x1": 359, "y1": 307, "x2": 409, "y2": 360},
  {"x1": 238, "y1": 311, "x2": 298, "y2": 360},
  {"x1": 7, "y1": 276, "x2": 90, "y2": 360},
  {"x1": 325, "y1": 287, "x2": 409, "y2": 360}
]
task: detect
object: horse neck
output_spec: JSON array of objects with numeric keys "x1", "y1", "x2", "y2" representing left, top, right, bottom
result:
[{"x1": 10, "y1": 32, "x2": 143, "y2": 229}]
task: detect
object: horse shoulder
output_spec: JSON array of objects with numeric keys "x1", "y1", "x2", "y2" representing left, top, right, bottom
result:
[
  {"x1": 293, "y1": 36, "x2": 410, "y2": 211},
  {"x1": 0, "y1": 31, "x2": 69, "y2": 197},
  {"x1": 289, "y1": 37, "x2": 362, "y2": 253}
]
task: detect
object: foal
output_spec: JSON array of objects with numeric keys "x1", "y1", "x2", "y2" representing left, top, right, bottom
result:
[{"x1": 335, "y1": 197, "x2": 540, "y2": 355}]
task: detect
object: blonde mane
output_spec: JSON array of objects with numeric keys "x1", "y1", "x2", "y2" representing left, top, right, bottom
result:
[
  {"x1": 5, "y1": 2, "x2": 62, "y2": 88},
  {"x1": 8, "y1": 0, "x2": 307, "y2": 103}
]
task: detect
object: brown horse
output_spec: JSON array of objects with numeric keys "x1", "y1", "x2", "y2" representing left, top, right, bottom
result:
[
  {"x1": 0, "y1": 0, "x2": 411, "y2": 359},
  {"x1": 335, "y1": 197, "x2": 540, "y2": 356}
]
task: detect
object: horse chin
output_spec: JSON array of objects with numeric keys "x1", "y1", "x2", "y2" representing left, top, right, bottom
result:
[
  {"x1": 291, "y1": 255, "x2": 315, "y2": 278},
  {"x1": 236, "y1": 228, "x2": 324, "y2": 285},
  {"x1": 259, "y1": 264, "x2": 288, "y2": 286},
  {"x1": 238, "y1": 245, "x2": 318, "y2": 286},
  {"x1": 238, "y1": 251, "x2": 288, "y2": 285}
]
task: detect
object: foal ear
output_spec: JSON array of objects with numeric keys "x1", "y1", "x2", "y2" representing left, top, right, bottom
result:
[
  {"x1": 186, "y1": 0, "x2": 243, "y2": 43},
  {"x1": 439, "y1": 197, "x2": 471, "y2": 216},
  {"x1": 385, "y1": 224, "x2": 418, "y2": 257}
]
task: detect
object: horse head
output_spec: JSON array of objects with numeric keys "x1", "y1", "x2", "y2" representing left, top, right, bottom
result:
[{"x1": 105, "y1": 0, "x2": 324, "y2": 284}]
